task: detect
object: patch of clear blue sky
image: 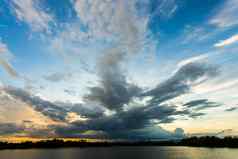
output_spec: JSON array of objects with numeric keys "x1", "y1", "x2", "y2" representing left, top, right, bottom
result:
[{"x1": 149, "y1": 0, "x2": 222, "y2": 38}]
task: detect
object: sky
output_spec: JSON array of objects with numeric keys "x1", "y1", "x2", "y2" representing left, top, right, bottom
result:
[{"x1": 0, "y1": 0, "x2": 238, "y2": 140}]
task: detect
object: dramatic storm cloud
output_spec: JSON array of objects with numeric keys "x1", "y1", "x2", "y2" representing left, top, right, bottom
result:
[
  {"x1": 1, "y1": 60, "x2": 219, "y2": 138},
  {"x1": 85, "y1": 49, "x2": 141, "y2": 111}
]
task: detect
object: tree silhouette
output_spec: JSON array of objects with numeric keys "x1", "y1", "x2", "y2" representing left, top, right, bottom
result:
[{"x1": 0, "y1": 136, "x2": 238, "y2": 150}]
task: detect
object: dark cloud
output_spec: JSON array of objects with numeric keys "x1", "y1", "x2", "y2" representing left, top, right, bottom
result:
[
  {"x1": 85, "y1": 49, "x2": 219, "y2": 114},
  {"x1": 184, "y1": 99, "x2": 221, "y2": 111},
  {"x1": 4, "y1": 86, "x2": 104, "y2": 122},
  {"x1": 53, "y1": 123, "x2": 186, "y2": 140},
  {"x1": 142, "y1": 62, "x2": 218, "y2": 106},
  {"x1": 225, "y1": 107, "x2": 238, "y2": 112},
  {"x1": 14, "y1": 61, "x2": 213, "y2": 137},
  {"x1": 85, "y1": 48, "x2": 141, "y2": 111},
  {"x1": 0, "y1": 84, "x2": 202, "y2": 139},
  {"x1": 189, "y1": 112, "x2": 206, "y2": 118},
  {"x1": 2, "y1": 61, "x2": 220, "y2": 139},
  {"x1": 53, "y1": 103, "x2": 190, "y2": 138},
  {"x1": 59, "y1": 102, "x2": 105, "y2": 119},
  {"x1": 4, "y1": 86, "x2": 68, "y2": 121},
  {"x1": 184, "y1": 99, "x2": 209, "y2": 107},
  {"x1": 0, "y1": 123, "x2": 24, "y2": 135},
  {"x1": 106, "y1": 127, "x2": 186, "y2": 140},
  {"x1": 0, "y1": 121, "x2": 54, "y2": 138}
]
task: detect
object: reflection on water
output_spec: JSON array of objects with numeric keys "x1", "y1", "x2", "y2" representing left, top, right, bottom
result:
[{"x1": 0, "y1": 147, "x2": 237, "y2": 159}]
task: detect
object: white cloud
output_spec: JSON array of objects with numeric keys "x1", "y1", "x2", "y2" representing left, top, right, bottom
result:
[
  {"x1": 210, "y1": 0, "x2": 238, "y2": 28},
  {"x1": 214, "y1": 34, "x2": 238, "y2": 47},
  {"x1": 73, "y1": 0, "x2": 148, "y2": 48},
  {"x1": 11, "y1": 0, "x2": 53, "y2": 32},
  {"x1": 177, "y1": 54, "x2": 209, "y2": 68}
]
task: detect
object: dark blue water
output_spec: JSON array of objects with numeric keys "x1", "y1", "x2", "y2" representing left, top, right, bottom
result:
[{"x1": 0, "y1": 146, "x2": 237, "y2": 159}]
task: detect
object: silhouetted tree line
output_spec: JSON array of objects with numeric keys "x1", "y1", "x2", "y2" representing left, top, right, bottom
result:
[
  {"x1": 179, "y1": 136, "x2": 238, "y2": 148},
  {"x1": 0, "y1": 136, "x2": 238, "y2": 150}
]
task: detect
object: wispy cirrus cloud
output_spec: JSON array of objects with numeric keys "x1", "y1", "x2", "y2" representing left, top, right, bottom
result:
[
  {"x1": 214, "y1": 34, "x2": 238, "y2": 47},
  {"x1": 0, "y1": 41, "x2": 18, "y2": 78},
  {"x1": 152, "y1": 0, "x2": 178, "y2": 19},
  {"x1": 210, "y1": 0, "x2": 238, "y2": 28},
  {"x1": 10, "y1": 0, "x2": 54, "y2": 32}
]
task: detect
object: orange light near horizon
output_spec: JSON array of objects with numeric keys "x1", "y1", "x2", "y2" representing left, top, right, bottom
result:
[{"x1": 0, "y1": 136, "x2": 103, "y2": 143}]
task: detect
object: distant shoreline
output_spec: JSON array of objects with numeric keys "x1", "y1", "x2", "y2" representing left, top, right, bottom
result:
[{"x1": 0, "y1": 136, "x2": 238, "y2": 150}]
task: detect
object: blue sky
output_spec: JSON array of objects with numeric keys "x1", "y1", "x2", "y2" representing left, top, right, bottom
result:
[{"x1": 0, "y1": 0, "x2": 238, "y2": 139}]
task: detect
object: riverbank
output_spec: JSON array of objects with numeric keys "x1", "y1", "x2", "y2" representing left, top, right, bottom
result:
[{"x1": 0, "y1": 136, "x2": 238, "y2": 150}]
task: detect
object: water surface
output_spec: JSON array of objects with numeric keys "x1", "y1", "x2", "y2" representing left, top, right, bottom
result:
[{"x1": 0, "y1": 146, "x2": 237, "y2": 159}]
